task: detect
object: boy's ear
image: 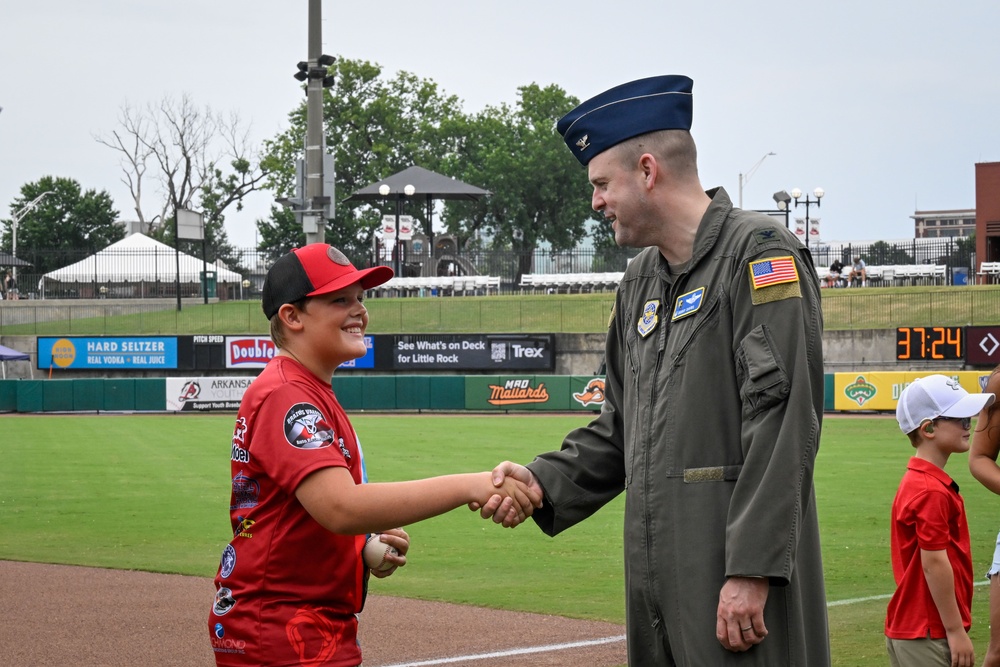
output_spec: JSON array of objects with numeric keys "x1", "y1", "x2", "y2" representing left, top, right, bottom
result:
[{"x1": 924, "y1": 422, "x2": 935, "y2": 435}]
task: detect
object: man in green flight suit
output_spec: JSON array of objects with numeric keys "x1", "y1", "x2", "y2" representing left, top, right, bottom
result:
[{"x1": 478, "y1": 75, "x2": 830, "y2": 665}]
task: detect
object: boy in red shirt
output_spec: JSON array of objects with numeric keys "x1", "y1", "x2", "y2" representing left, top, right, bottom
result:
[
  {"x1": 886, "y1": 374, "x2": 995, "y2": 667},
  {"x1": 209, "y1": 244, "x2": 540, "y2": 667}
]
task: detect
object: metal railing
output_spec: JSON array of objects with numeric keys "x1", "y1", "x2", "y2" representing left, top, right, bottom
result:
[{"x1": 3, "y1": 287, "x2": 1000, "y2": 335}]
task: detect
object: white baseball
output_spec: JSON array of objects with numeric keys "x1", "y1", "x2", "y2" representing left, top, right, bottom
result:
[{"x1": 363, "y1": 534, "x2": 398, "y2": 572}]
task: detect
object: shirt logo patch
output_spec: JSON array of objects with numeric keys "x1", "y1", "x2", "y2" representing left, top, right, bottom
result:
[
  {"x1": 219, "y1": 544, "x2": 236, "y2": 579},
  {"x1": 637, "y1": 300, "x2": 660, "y2": 338},
  {"x1": 749, "y1": 256, "x2": 799, "y2": 290},
  {"x1": 672, "y1": 287, "x2": 705, "y2": 321},
  {"x1": 283, "y1": 403, "x2": 335, "y2": 450}
]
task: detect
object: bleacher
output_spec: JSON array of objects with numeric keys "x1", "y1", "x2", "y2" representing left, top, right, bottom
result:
[
  {"x1": 519, "y1": 272, "x2": 624, "y2": 294},
  {"x1": 977, "y1": 262, "x2": 1000, "y2": 284},
  {"x1": 372, "y1": 275, "x2": 501, "y2": 297},
  {"x1": 816, "y1": 264, "x2": 948, "y2": 287}
]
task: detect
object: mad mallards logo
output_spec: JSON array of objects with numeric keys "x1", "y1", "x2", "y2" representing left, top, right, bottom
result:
[
  {"x1": 845, "y1": 375, "x2": 877, "y2": 407},
  {"x1": 487, "y1": 379, "x2": 550, "y2": 406},
  {"x1": 573, "y1": 378, "x2": 606, "y2": 407}
]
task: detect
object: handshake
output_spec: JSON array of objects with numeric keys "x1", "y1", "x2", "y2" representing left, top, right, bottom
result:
[{"x1": 470, "y1": 461, "x2": 543, "y2": 528}]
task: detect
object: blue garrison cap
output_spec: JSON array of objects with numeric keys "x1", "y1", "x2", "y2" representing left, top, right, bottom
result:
[{"x1": 556, "y1": 75, "x2": 694, "y2": 166}]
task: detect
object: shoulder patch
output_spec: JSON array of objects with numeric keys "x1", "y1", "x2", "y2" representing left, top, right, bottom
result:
[
  {"x1": 749, "y1": 256, "x2": 801, "y2": 305},
  {"x1": 283, "y1": 403, "x2": 335, "y2": 449}
]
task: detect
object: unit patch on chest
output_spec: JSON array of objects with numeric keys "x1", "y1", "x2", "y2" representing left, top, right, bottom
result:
[
  {"x1": 672, "y1": 287, "x2": 705, "y2": 321},
  {"x1": 637, "y1": 299, "x2": 660, "y2": 338}
]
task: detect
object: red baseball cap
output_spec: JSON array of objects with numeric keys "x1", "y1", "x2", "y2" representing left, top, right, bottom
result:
[{"x1": 261, "y1": 244, "x2": 394, "y2": 319}]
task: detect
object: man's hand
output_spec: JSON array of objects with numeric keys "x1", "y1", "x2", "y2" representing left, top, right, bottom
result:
[
  {"x1": 468, "y1": 461, "x2": 543, "y2": 527},
  {"x1": 716, "y1": 576, "x2": 769, "y2": 651}
]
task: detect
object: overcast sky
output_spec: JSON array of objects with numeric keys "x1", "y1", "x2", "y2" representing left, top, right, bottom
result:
[{"x1": 3, "y1": 1, "x2": 999, "y2": 249}]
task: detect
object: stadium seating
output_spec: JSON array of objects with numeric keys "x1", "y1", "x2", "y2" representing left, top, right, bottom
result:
[{"x1": 978, "y1": 262, "x2": 1000, "y2": 284}]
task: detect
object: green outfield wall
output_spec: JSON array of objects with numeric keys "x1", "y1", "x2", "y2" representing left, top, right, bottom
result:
[{"x1": 0, "y1": 371, "x2": 992, "y2": 414}]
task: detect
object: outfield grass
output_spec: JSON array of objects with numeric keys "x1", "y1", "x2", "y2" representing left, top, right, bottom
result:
[
  {"x1": 4, "y1": 285, "x2": 1000, "y2": 335},
  {"x1": 2, "y1": 413, "x2": 999, "y2": 665}
]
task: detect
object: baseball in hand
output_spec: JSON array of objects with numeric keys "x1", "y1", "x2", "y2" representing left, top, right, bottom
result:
[{"x1": 363, "y1": 534, "x2": 398, "y2": 572}]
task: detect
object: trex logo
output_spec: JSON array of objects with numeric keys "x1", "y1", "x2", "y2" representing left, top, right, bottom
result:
[
  {"x1": 845, "y1": 375, "x2": 877, "y2": 407},
  {"x1": 573, "y1": 378, "x2": 606, "y2": 407}
]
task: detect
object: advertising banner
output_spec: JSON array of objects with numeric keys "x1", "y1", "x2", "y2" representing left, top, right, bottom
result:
[
  {"x1": 387, "y1": 334, "x2": 554, "y2": 371},
  {"x1": 166, "y1": 376, "x2": 254, "y2": 412},
  {"x1": 224, "y1": 335, "x2": 374, "y2": 370},
  {"x1": 833, "y1": 371, "x2": 993, "y2": 411},
  {"x1": 37, "y1": 336, "x2": 178, "y2": 370},
  {"x1": 966, "y1": 326, "x2": 1000, "y2": 366}
]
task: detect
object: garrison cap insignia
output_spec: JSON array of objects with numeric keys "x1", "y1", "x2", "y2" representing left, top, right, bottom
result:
[
  {"x1": 637, "y1": 299, "x2": 660, "y2": 338},
  {"x1": 576, "y1": 134, "x2": 590, "y2": 151},
  {"x1": 672, "y1": 287, "x2": 705, "y2": 321}
]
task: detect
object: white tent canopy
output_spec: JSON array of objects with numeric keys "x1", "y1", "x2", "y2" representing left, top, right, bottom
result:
[{"x1": 42, "y1": 233, "x2": 242, "y2": 284}]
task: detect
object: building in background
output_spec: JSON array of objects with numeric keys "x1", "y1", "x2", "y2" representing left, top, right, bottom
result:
[
  {"x1": 911, "y1": 209, "x2": 976, "y2": 238},
  {"x1": 976, "y1": 162, "x2": 1000, "y2": 272}
]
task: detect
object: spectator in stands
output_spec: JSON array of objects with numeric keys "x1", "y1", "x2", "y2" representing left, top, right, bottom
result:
[
  {"x1": 476, "y1": 75, "x2": 830, "y2": 665},
  {"x1": 3, "y1": 271, "x2": 18, "y2": 300},
  {"x1": 849, "y1": 256, "x2": 867, "y2": 286},
  {"x1": 826, "y1": 259, "x2": 845, "y2": 288},
  {"x1": 969, "y1": 366, "x2": 1000, "y2": 667}
]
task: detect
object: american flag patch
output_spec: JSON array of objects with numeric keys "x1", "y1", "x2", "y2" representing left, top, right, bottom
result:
[{"x1": 749, "y1": 256, "x2": 799, "y2": 289}]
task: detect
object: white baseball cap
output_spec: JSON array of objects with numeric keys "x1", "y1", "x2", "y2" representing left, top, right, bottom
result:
[{"x1": 896, "y1": 374, "x2": 995, "y2": 434}]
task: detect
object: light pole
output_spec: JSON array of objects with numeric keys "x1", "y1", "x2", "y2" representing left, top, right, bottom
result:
[
  {"x1": 9, "y1": 190, "x2": 54, "y2": 281},
  {"x1": 378, "y1": 183, "x2": 415, "y2": 277},
  {"x1": 791, "y1": 187, "x2": 825, "y2": 249},
  {"x1": 738, "y1": 152, "x2": 775, "y2": 208}
]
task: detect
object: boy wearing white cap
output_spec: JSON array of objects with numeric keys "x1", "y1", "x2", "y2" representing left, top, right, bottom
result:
[{"x1": 886, "y1": 374, "x2": 995, "y2": 667}]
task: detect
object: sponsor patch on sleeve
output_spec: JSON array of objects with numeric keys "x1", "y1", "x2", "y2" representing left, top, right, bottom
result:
[{"x1": 748, "y1": 256, "x2": 801, "y2": 305}]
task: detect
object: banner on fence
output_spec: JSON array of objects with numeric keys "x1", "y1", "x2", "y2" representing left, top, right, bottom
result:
[
  {"x1": 166, "y1": 376, "x2": 253, "y2": 411},
  {"x1": 37, "y1": 336, "x2": 178, "y2": 370},
  {"x1": 383, "y1": 334, "x2": 554, "y2": 371},
  {"x1": 833, "y1": 371, "x2": 992, "y2": 411}
]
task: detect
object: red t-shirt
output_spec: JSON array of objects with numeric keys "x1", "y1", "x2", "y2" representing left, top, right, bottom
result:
[
  {"x1": 209, "y1": 356, "x2": 368, "y2": 667},
  {"x1": 885, "y1": 456, "x2": 973, "y2": 639}
]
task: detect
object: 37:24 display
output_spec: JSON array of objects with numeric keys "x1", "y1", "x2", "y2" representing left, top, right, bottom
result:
[{"x1": 895, "y1": 326, "x2": 963, "y2": 361}]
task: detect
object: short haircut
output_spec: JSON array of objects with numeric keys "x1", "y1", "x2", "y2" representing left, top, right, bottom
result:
[
  {"x1": 612, "y1": 129, "x2": 699, "y2": 177},
  {"x1": 267, "y1": 297, "x2": 309, "y2": 349}
]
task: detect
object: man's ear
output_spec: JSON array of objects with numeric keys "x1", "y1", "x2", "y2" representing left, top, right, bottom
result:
[{"x1": 638, "y1": 153, "x2": 658, "y2": 191}]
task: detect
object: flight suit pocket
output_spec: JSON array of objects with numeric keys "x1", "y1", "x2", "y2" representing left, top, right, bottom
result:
[{"x1": 735, "y1": 325, "x2": 789, "y2": 420}]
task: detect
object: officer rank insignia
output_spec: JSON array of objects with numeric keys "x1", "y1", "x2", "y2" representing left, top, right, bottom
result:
[
  {"x1": 748, "y1": 255, "x2": 801, "y2": 305},
  {"x1": 672, "y1": 287, "x2": 705, "y2": 321},
  {"x1": 637, "y1": 299, "x2": 660, "y2": 337}
]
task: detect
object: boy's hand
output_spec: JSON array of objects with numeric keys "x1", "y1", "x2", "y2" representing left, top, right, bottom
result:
[
  {"x1": 470, "y1": 462, "x2": 544, "y2": 528},
  {"x1": 370, "y1": 527, "x2": 408, "y2": 578},
  {"x1": 945, "y1": 628, "x2": 974, "y2": 667}
]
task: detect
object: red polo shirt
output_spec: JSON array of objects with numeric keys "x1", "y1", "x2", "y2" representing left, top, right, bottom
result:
[{"x1": 885, "y1": 456, "x2": 973, "y2": 639}]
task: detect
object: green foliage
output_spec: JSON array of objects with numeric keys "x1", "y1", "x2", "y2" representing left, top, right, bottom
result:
[
  {"x1": 1, "y1": 176, "x2": 123, "y2": 274},
  {"x1": 258, "y1": 57, "x2": 464, "y2": 258},
  {"x1": 440, "y1": 84, "x2": 598, "y2": 280},
  {"x1": 863, "y1": 240, "x2": 914, "y2": 265}
]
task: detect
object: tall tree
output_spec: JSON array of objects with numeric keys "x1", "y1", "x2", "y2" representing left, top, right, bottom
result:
[
  {"x1": 439, "y1": 84, "x2": 598, "y2": 281},
  {"x1": 95, "y1": 95, "x2": 266, "y2": 267},
  {"x1": 1, "y1": 176, "x2": 123, "y2": 275},
  {"x1": 258, "y1": 57, "x2": 464, "y2": 262}
]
